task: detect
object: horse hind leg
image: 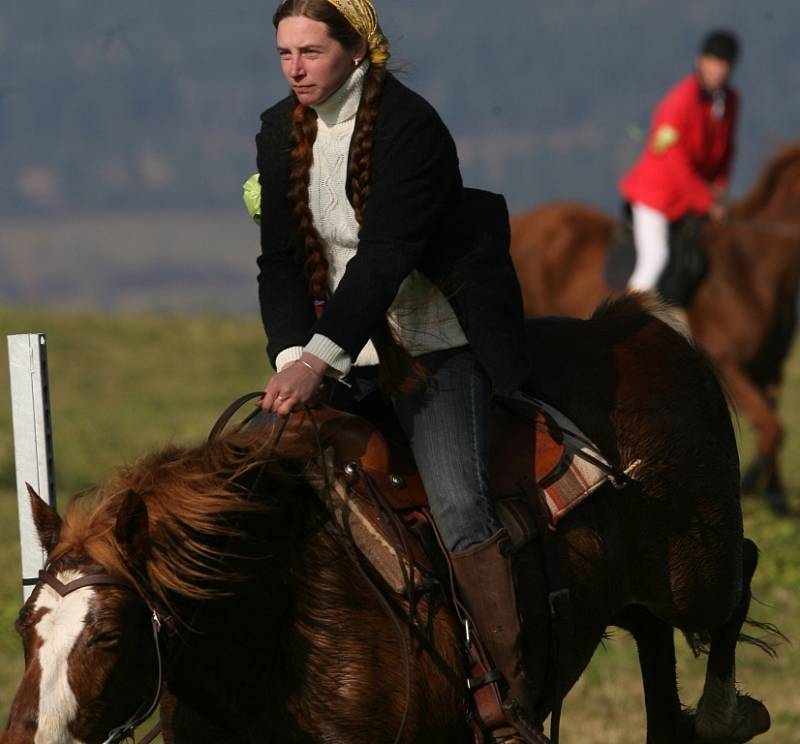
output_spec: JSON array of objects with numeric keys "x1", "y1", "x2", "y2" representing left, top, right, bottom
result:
[
  {"x1": 723, "y1": 366, "x2": 788, "y2": 514},
  {"x1": 616, "y1": 606, "x2": 696, "y2": 744},
  {"x1": 693, "y1": 538, "x2": 771, "y2": 743}
]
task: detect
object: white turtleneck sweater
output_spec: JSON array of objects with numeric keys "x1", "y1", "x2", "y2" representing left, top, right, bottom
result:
[{"x1": 275, "y1": 63, "x2": 467, "y2": 377}]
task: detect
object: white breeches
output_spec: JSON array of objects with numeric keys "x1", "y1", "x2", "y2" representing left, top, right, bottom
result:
[{"x1": 628, "y1": 202, "x2": 670, "y2": 291}]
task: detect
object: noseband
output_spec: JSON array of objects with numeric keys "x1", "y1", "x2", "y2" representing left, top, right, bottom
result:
[{"x1": 36, "y1": 569, "x2": 165, "y2": 744}]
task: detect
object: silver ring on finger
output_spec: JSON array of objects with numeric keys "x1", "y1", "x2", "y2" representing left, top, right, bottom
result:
[{"x1": 277, "y1": 395, "x2": 287, "y2": 401}]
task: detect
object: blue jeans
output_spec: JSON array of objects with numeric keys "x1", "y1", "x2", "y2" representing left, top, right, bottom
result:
[{"x1": 343, "y1": 347, "x2": 501, "y2": 552}]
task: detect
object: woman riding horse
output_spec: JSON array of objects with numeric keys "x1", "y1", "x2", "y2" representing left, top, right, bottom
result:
[
  {"x1": 3, "y1": 298, "x2": 774, "y2": 743},
  {"x1": 255, "y1": 0, "x2": 535, "y2": 738}
]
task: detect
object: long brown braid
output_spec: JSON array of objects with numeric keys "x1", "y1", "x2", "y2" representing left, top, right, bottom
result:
[
  {"x1": 286, "y1": 102, "x2": 329, "y2": 304},
  {"x1": 277, "y1": 0, "x2": 424, "y2": 391},
  {"x1": 348, "y1": 63, "x2": 426, "y2": 391}
]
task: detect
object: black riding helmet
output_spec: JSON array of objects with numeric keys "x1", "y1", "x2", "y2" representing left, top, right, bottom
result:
[{"x1": 700, "y1": 30, "x2": 740, "y2": 65}]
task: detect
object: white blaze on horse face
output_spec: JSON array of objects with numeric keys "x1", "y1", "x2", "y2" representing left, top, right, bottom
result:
[{"x1": 32, "y1": 570, "x2": 90, "y2": 744}]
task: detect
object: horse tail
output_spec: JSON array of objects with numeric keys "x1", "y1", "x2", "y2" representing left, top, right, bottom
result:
[
  {"x1": 683, "y1": 539, "x2": 786, "y2": 660},
  {"x1": 683, "y1": 617, "x2": 786, "y2": 660},
  {"x1": 739, "y1": 617, "x2": 786, "y2": 658}
]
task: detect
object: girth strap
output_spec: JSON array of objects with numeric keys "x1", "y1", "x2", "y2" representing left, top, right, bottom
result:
[{"x1": 522, "y1": 477, "x2": 571, "y2": 744}]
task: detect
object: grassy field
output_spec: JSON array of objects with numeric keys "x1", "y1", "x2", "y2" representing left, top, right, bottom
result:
[{"x1": 0, "y1": 304, "x2": 798, "y2": 742}]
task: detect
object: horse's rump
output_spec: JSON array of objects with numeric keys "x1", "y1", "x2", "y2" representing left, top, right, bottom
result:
[{"x1": 521, "y1": 294, "x2": 740, "y2": 513}]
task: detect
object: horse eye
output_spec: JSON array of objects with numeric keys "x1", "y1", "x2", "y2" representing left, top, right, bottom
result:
[{"x1": 89, "y1": 630, "x2": 123, "y2": 649}]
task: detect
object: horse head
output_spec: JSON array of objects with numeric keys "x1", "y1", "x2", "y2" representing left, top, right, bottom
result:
[
  {"x1": 2, "y1": 487, "x2": 160, "y2": 744},
  {"x1": 3, "y1": 432, "x2": 296, "y2": 744}
]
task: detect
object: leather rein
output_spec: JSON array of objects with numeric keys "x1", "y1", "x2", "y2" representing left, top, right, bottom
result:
[{"x1": 36, "y1": 569, "x2": 166, "y2": 744}]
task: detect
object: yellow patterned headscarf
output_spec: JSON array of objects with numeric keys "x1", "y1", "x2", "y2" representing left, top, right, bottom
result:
[{"x1": 326, "y1": 0, "x2": 390, "y2": 64}]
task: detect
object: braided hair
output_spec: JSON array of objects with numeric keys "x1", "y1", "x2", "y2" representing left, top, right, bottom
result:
[{"x1": 274, "y1": 0, "x2": 424, "y2": 391}]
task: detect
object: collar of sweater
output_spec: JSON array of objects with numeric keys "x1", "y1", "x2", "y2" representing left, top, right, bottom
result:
[{"x1": 312, "y1": 61, "x2": 369, "y2": 128}]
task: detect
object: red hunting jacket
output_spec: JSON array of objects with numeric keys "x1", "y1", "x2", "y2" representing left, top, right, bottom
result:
[{"x1": 620, "y1": 74, "x2": 739, "y2": 221}]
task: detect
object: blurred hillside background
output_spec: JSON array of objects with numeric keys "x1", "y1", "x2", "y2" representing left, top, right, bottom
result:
[{"x1": 1, "y1": 0, "x2": 798, "y2": 314}]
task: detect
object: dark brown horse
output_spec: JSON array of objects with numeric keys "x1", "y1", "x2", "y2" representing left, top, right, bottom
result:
[
  {"x1": 510, "y1": 143, "x2": 800, "y2": 512},
  {"x1": 2, "y1": 296, "x2": 772, "y2": 744}
]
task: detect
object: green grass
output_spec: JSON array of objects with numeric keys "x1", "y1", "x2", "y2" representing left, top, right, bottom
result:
[
  {"x1": 0, "y1": 305, "x2": 266, "y2": 494},
  {"x1": 1, "y1": 304, "x2": 799, "y2": 742}
]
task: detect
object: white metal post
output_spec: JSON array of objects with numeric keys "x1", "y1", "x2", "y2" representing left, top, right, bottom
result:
[{"x1": 7, "y1": 334, "x2": 57, "y2": 601}]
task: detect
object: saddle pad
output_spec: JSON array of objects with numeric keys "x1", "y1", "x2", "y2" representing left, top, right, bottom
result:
[
  {"x1": 544, "y1": 459, "x2": 609, "y2": 523},
  {"x1": 527, "y1": 396, "x2": 617, "y2": 524}
]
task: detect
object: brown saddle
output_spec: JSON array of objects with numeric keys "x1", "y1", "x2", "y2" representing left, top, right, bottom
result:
[{"x1": 282, "y1": 396, "x2": 619, "y2": 596}]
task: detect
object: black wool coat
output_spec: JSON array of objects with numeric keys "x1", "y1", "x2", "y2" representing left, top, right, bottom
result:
[{"x1": 255, "y1": 73, "x2": 531, "y2": 394}]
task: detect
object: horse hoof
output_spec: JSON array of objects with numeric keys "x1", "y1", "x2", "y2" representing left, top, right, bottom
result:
[
  {"x1": 695, "y1": 694, "x2": 770, "y2": 743},
  {"x1": 732, "y1": 696, "x2": 771, "y2": 742}
]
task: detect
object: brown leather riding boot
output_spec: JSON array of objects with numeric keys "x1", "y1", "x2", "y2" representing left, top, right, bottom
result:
[{"x1": 450, "y1": 529, "x2": 547, "y2": 744}]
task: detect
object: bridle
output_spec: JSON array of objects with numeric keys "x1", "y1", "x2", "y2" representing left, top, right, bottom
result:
[{"x1": 36, "y1": 569, "x2": 166, "y2": 744}]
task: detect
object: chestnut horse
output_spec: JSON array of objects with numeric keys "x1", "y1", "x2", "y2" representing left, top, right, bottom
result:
[
  {"x1": 510, "y1": 143, "x2": 800, "y2": 512},
  {"x1": 3, "y1": 296, "x2": 772, "y2": 744}
]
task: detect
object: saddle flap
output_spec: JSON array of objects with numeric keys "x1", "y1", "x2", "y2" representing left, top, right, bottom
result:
[
  {"x1": 534, "y1": 409, "x2": 569, "y2": 485},
  {"x1": 305, "y1": 448, "x2": 435, "y2": 597},
  {"x1": 492, "y1": 394, "x2": 615, "y2": 525},
  {"x1": 489, "y1": 401, "x2": 568, "y2": 497}
]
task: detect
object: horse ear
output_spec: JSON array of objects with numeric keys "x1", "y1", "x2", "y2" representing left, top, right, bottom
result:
[
  {"x1": 27, "y1": 484, "x2": 62, "y2": 555},
  {"x1": 114, "y1": 490, "x2": 150, "y2": 564}
]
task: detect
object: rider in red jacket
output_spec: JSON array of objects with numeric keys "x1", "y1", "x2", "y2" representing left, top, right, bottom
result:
[{"x1": 620, "y1": 30, "x2": 740, "y2": 295}]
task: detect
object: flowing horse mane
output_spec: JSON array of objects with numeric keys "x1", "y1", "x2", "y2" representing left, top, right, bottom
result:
[
  {"x1": 734, "y1": 141, "x2": 800, "y2": 218},
  {"x1": 47, "y1": 428, "x2": 320, "y2": 613}
]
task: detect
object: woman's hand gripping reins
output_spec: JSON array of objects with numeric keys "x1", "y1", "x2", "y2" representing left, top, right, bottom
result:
[{"x1": 261, "y1": 352, "x2": 327, "y2": 415}]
